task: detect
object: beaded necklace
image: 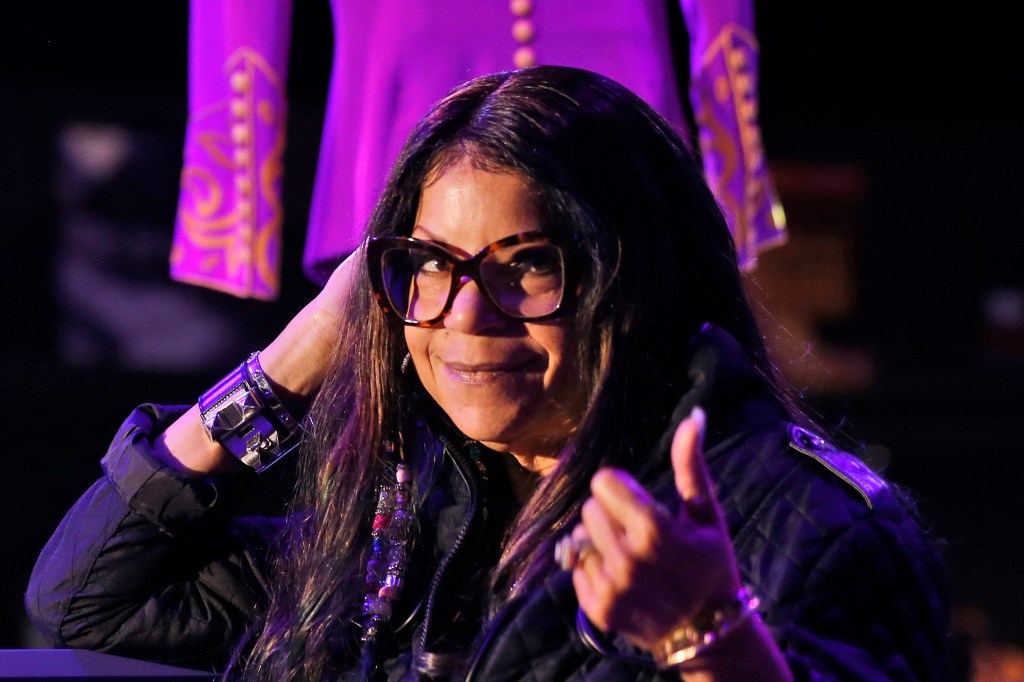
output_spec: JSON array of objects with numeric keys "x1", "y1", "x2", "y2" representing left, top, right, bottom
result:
[{"x1": 359, "y1": 443, "x2": 416, "y2": 668}]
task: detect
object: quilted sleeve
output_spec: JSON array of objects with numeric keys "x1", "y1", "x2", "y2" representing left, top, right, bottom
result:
[
  {"x1": 759, "y1": 488, "x2": 952, "y2": 681},
  {"x1": 25, "y1": 404, "x2": 285, "y2": 670}
]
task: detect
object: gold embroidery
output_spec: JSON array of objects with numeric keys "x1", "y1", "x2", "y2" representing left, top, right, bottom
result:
[
  {"x1": 693, "y1": 24, "x2": 786, "y2": 267},
  {"x1": 172, "y1": 47, "x2": 286, "y2": 299}
]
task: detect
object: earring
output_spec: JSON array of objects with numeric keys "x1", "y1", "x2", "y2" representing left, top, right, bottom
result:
[{"x1": 401, "y1": 353, "x2": 412, "y2": 374}]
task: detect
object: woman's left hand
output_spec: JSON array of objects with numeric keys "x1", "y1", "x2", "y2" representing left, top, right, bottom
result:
[{"x1": 570, "y1": 408, "x2": 742, "y2": 651}]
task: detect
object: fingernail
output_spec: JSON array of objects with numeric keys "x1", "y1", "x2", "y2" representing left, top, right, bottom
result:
[{"x1": 689, "y1": 406, "x2": 706, "y2": 438}]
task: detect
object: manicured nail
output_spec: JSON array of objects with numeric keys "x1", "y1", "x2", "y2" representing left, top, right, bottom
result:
[{"x1": 689, "y1": 406, "x2": 706, "y2": 439}]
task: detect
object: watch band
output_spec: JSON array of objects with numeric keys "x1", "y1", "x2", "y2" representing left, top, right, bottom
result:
[
  {"x1": 652, "y1": 585, "x2": 760, "y2": 669},
  {"x1": 198, "y1": 351, "x2": 301, "y2": 472}
]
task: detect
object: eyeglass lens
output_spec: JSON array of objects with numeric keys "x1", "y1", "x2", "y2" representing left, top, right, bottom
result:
[{"x1": 381, "y1": 242, "x2": 565, "y2": 322}]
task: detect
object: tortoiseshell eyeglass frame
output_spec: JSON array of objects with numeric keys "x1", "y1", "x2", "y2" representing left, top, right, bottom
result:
[{"x1": 366, "y1": 230, "x2": 573, "y2": 328}]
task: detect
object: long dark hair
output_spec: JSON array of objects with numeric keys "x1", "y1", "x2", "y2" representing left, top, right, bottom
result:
[{"x1": 240, "y1": 65, "x2": 776, "y2": 680}]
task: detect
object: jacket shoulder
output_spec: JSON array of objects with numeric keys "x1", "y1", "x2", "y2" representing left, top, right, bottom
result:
[{"x1": 785, "y1": 424, "x2": 889, "y2": 510}]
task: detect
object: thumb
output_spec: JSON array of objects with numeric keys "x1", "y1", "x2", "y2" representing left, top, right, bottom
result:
[{"x1": 671, "y1": 406, "x2": 717, "y2": 524}]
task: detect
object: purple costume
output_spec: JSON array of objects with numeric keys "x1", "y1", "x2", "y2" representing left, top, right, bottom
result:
[{"x1": 170, "y1": 0, "x2": 786, "y2": 299}]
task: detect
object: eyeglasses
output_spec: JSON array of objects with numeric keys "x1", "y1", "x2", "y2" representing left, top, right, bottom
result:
[{"x1": 367, "y1": 231, "x2": 569, "y2": 327}]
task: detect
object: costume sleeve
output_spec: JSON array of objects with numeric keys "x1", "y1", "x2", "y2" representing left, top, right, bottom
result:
[
  {"x1": 169, "y1": 0, "x2": 293, "y2": 300},
  {"x1": 764, "y1": 495, "x2": 952, "y2": 681},
  {"x1": 25, "y1": 404, "x2": 286, "y2": 670},
  {"x1": 679, "y1": 0, "x2": 787, "y2": 268}
]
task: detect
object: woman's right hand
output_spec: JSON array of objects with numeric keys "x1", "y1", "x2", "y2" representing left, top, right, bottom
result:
[
  {"x1": 259, "y1": 245, "x2": 363, "y2": 400},
  {"x1": 570, "y1": 408, "x2": 792, "y2": 681},
  {"x1": 155, "y1": 247, "x2": 363, "y2": 475}
]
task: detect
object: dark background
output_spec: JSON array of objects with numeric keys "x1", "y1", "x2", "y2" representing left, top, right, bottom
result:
[{"x1": 1, "y1": 0, "x2": 1021, "y2": 669}]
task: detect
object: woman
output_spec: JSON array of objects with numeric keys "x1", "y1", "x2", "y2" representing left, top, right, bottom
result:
[{"x1": 27, "y1": 66, "x2": 949, "y2": 680}]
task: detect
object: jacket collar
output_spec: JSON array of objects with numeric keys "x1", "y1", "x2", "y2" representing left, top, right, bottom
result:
[{"x1": 638, "y1": 323, "x2": 788, "y2": 487}]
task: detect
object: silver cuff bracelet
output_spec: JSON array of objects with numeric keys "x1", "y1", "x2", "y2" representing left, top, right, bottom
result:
[{"x1": 198, "y1": 351, "x2": 301, "y2": 472}]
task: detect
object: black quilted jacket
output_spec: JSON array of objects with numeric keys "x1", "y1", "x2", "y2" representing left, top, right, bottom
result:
[{"x1": 26, "y1": 327, "x2": 951, "y2": 680}]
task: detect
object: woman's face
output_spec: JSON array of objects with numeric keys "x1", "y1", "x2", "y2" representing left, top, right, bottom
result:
[{"x1": 404, "y1": 157, "x2": 581, "y2": 464}]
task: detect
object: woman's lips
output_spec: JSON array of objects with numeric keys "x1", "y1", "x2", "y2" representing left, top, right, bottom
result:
[{"x1": 442, "y1": 358, "x2": 541, "y2": 384}]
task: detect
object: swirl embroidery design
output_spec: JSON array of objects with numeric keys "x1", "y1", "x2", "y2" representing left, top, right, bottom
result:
[
  {"x1": 171, "y1": 47, "x2": 286, "y2": 300},
  {"x1": 692, "y1": 24, "x2": 786, "y2": 269}
]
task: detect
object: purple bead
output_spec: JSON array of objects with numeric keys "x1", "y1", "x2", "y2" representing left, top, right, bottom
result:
[{"x1": 367, "y1": 598, "x2": 392, "y2": 618}]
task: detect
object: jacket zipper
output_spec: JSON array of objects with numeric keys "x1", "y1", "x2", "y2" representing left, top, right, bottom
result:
[{"x1": 415, "y1": 432, "x2": 484, "y2": 665}]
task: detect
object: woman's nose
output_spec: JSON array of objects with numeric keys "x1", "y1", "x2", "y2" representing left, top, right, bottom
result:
[{"x1": 443, "y1": 277, "x2": 507, "y2": 333}]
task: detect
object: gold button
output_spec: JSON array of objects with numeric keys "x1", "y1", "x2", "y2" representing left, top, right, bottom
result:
[
  {"x1": 513, "y1": 45, "x2": 536, "y2": 68},
  {"x1": 229, "y1": 71, "x2": 250, "y2": 93},
  {"x1": 509, "y1": 0, "x2": 532, "y2": 17},
  {"x1": 230, "y1": 97, "x2": 248, "y2": 118},
  {"x1": 735, "y1": 73, "x2": 753, "y2": 97},
  {"x1": 235, "y1": 173, "x2": 251, "y2": 194},
  {"x1": 234, "y1": 148, "x2": 250, "y2": 166},
  {"x1": 728, "y1": 49, "x2": 748, "y2": 71},
  {"x1": 512, "y1": 18, "x2": 534, "y2": 44},
  {"x1": 231, "y1": 122, "x2": 249, "y2": 144},
  {"x1": 740, "y1": 99, "x2": 758, "y2": 122},
  {"x1": 748, "y1": 128, "x2": 761, "y2": 149}
]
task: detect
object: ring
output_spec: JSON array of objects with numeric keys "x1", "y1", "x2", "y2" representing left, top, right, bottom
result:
[{"x1": 554, "y1": 533, "x2": 595, "y2": 571}]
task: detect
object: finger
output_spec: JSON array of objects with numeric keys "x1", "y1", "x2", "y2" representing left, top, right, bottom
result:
[
  {"x1": 572, "y1": 556, "x2": 611, "y2": 630},
  {"x1": 580, "y1": 496, "x2": 626, "y2": 572},
  {"x1": 570, "y1": 513, "x2": 619, "y2": 632},
  {"x1": 671, "y1": 406, "x2": 718, "y2": 525},
  {"x1": 571, "y1": 523, "x2": 592, "y2": 547},
  {"x1": 589, "y1": 468, "x2": 655, "y2": 523},
  {"x1": 304, "y1": 245, "x2": 365, "y2": 339},
  {"x1": 323, "y1": 243, "x2": 363, "y2": 299},
  {"x1": 589, "y1": 470, "x2": 665, "y2": 563}
]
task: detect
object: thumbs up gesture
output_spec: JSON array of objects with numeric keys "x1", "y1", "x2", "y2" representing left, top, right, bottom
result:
[{"x1": 568, "y1": 407, "x2": 742, "y2": 651}]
